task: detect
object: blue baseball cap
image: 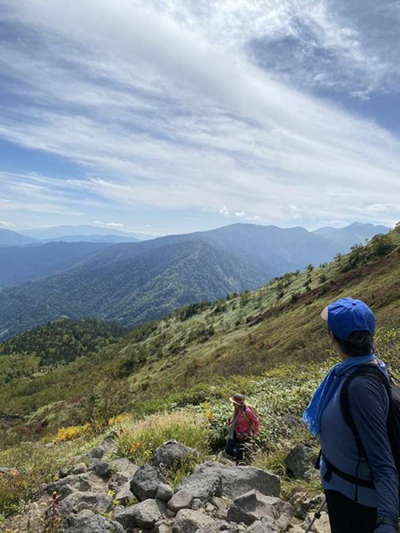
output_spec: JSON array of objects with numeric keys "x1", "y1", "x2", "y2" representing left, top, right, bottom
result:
[{"x1": 321, "y1": 297, "x2": 375, "y2": 341}]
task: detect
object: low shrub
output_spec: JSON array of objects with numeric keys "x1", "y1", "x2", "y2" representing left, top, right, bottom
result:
[
  {"x1": 53, "y1": 423, "x2": 91, "y2": 443},
  {"x1": 117, "y1": 410, "x2": 209, "y2": 465}
]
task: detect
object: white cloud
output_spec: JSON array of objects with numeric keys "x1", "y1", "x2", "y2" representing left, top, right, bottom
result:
[
  {"x1": 0, "y1": 0, "x2": 399, "y2": 229},
  {"x1": 0, "y1": 220, "x2": 15, "y2": 228},
  {"x1": 93, "y1": 220, "x2": 125, "y2": 229}
]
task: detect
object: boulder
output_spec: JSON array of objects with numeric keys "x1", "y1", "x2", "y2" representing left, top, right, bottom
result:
[
  {"x1": 154, "y1": 440, "x2": 198, "y2": 468},
  {"x1": 91, "y1": 460, "x2": 113, "y2": 479},
  {"x1": 172, "y1": 508, "x2": 217, "y2": 533},
  {"x1": 157, "y1": 483, "x2": 174, "y2": 502},
  {"x1": 178, "y1": 462, "x2": 280, "y2": 503},
  {"x1": 285, "y1": 444, "x2": 316, "y2": 480},
  {"x1": 63, "y1": 509, "x2": 124, "y2": 532},
  {"x1": 168, "y1": 489, "x2": 193, "y2": 511},
  {"x1": 177, "y1": 463, "x2": 222, "y2": 502},
  {"x1": 114, "y1": 482, "x2": 134, "y2": 506},
  {"x1": 115, "y1": 498, "x2": 166, "y2": 530},
  {"x1": 247, "y1": 518, "x2": 279, "y2": 532},
  {"x1": 87, "y1": 434, "x2": 117, "y2": 459},
  {"x1": 59, "y1": 463, "x2": 87, "y2": 478},
  {"x1": 227, "y1": 489, "x2": 294, "y2": 527},
  {"x1": 60, "y1": 491, "x2": 113, "y2": 515},
  {"x1": 130, "y1": 464, "x2": 166, "y2": 501},
  {"x1": 109, "y1": 457, "x2": 138, "y2": 484},
  {"x1": 46, "y1": 473, "x2": 92, "y2": 495},
  {"x1": 210, "y1": 496, "x2": 228, "y2": 520},
  {"x1": 219, "y1": 464, "x2": 280, "y2": 499},
  {"x1": 157, "y1": 522, "x2": 174, "y2": 533}
]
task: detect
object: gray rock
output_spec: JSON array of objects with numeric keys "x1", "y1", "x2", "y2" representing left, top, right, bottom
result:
[
  {"x1": 191, "y1": 498, "x2": 202, "y2": 510},
  {"x1": 109, "y1": 457, "x2": 138, "y2": 484},
  {"x1": 87, "y1": 434, "x2": 117, "y2": 459},
  {"x1": 285, "y1": 444, "x2": 316, "y2": 480},
  {"x1": 227, "y1": 489, "x2": 293, "y2": 527},
  {"x1": 63, "y1": 509, "x2": 124, "y2": 532},
  {"x1": 156, "y1": 520, "x2": 174, "y2": 533},
  {"x1": 211, "y1": 496, "x2": 228, "y2": 520},
  {"x1": 46, "y1": 473, "x2": 92, "y2": 495},
  {"x1": 91, "y1": 460, "x2": 113, "y2": 479},
  {"x1": 115, "y1": 498, "x2": 166, "y2": 529},
  {"x1": 168, "y1": 489, "x2": 193, "y2": 511},
  {"x1": 172, "y1": 508, "x2": 217, "y2": 533},
  {"x1": 60, "y1": 491, "x2": 113, "y2": 514},
  {"x1": 59, "y1": 463, "x2": 88, "y2": 478},
  {"x1": 130, "y1": 464, "x2": 166, "y2": 501},
  {"x1": 219, "y1": 464, "x2": 280, "y2": 499},
  {"x1": 157, "y1": 483, "x2": 174, "y2": 502},
  {"x1": 154, "y1": 440, "x2": 197, "y2": 468},
  {"x1": 114, "y1": 482, "x2": 134, "y2": 506},
  {"x1": 178, "y1": 462, "x2": 280, "y2": 503},
  {"x1": 247, "y1": 518, "x2": 279, "y2": 532},
  {"x1": 206, "y1": 502, "x2": 215, "y2": 512},
  {"x1": 177, "y1": 463, "x2": 222, "y2": 502}
]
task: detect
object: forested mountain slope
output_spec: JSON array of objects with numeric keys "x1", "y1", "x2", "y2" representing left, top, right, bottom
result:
[
  {"x1": 0, "y1": 222, "x2": 388, "y2": 339},
  {"x1": 0, "y1": 242, "x2": 111, "y2": 288}
]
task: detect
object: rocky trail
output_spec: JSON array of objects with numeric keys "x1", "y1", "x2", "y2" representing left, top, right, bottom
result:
[{"x1": 1, "y1": 436, "x2": 329, "y2": 533}]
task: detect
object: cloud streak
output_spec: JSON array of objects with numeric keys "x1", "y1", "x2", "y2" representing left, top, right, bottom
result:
[{"x1": 0, "y1": 0, "x2": 399, "y2": 230}]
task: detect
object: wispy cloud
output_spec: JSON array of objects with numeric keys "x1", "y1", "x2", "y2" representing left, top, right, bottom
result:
[{"x1": 0, "y1": 0, "x2": 399, "y2": 230}]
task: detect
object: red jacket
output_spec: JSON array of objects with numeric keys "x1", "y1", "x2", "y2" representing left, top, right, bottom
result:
[{"x1": 231, "y1": 407, "x2": 260, "y2": 436}]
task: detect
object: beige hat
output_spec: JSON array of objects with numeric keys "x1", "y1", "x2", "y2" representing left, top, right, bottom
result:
[{"x1": 229, "y1": 393, "x2": 245, "y2": 406}]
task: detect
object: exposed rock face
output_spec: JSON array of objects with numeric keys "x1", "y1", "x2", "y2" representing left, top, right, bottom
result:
[
  {"x1": 154, "y1": 440, "x2": 198, "y2": 468},
  {"x1": 64, "y1": 509, "x2": 125, "y2": 532},
  {"x1": 285, "y1": 444, "x2": 317, "y2": 479},
  {"x1": 227, "y1": 489, "x2": 294, "y2": 528},
  {"x1": 130, "y1": 464, "x2": 166, "y2": 501},
  {"x1": 115, "y1": 499, "x2": 167, "y2": 530}
]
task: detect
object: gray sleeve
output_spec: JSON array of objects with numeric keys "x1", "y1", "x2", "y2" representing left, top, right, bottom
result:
[{"x1": 349, "y1": 375, "x2": 399, "y2": 520}]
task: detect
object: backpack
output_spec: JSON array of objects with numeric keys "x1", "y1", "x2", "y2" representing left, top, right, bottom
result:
[
  {"x1": 321, "y1": 364, "x2": 400, "y2": 489},
  {"x1": 243, "y1": 406, "x2": 260, "y2": 436}
]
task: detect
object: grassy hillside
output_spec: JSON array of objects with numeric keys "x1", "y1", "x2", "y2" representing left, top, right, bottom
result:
[{"x1": 0, "y1": 226, "x2": 399, "y2": 522}]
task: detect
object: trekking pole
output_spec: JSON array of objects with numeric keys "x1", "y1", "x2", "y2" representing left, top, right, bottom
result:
[{"x1": 304, "y1": 498, "x2": 327, "y2": 533}]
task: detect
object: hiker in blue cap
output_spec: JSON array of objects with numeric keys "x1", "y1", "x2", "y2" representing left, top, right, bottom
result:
[{"x1": 303, "y1": 297, "x2": 399, "y2": 533}]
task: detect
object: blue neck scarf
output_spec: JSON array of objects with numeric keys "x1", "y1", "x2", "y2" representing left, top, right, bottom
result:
[{"x1": 303, "y1": 354, "x2": 378, "y2": 437}]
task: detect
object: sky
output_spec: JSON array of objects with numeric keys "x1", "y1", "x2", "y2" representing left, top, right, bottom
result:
[{"x1": 0, "y1": 0, "x2": 399, "y2": 236}]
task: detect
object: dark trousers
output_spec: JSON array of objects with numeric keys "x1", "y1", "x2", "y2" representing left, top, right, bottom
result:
[
  {"x1": 325, "y1": 490, "x2": 377, "y2": 533},
  {"x1": 225, "y1": 436, "x2": 248, "y2": 461}
]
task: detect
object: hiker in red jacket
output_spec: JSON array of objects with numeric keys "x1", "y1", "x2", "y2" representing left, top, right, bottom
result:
[{"x1": 225, "y1": 393, "x2": 260, "y2": 463}]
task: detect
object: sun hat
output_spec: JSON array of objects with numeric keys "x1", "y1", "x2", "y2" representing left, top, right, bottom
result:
[
  {"x1": 321, "y1": 297, "x2": 375, "y2": 341},
  {"x1": 229, "y1": 393, "x2": 246, "y2": 406}
]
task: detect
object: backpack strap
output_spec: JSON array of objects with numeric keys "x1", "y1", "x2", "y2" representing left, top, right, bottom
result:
[{"x1": 340, "y1": 364, "x2": 391, "y2": 457}]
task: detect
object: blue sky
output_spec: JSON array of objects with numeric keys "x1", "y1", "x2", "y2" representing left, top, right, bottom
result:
[{"x1": 0, "y1": 0, "x2": 399, "y2": 236}]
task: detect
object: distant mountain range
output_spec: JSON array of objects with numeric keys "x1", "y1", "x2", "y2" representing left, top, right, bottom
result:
[
  {"x1": 0, "y1": 222, "x2": 390, "y2": 339},
  {"x1": 18, "y1": 225, "x2": 151, "y2": 244},
  {"x1": 0, "y1": 228, "x2": 36, "y2": 246}
]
